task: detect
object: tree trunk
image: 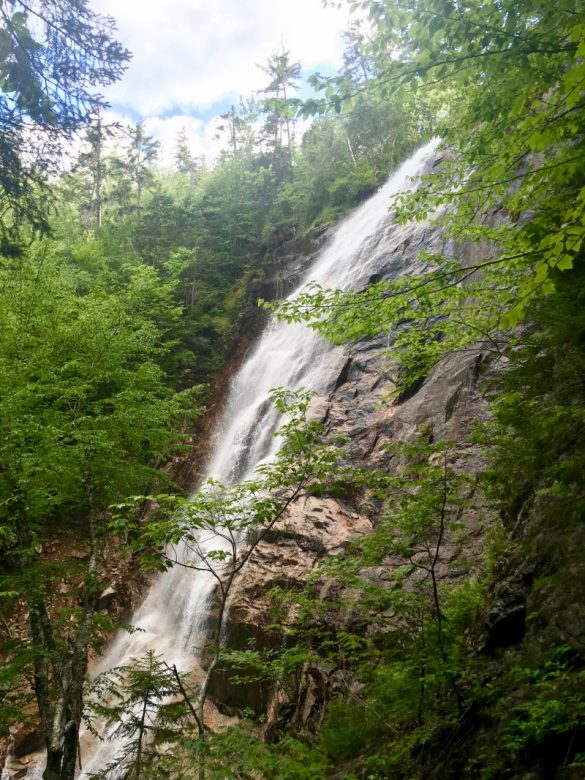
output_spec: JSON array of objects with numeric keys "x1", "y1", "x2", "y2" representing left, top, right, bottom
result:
[{"x1": 29, "y1": 479, "x2": 101, "y2": 780}]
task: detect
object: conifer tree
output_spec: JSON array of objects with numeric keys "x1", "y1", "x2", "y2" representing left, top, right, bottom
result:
[{"x1": 0, "y1": 0, "x2": 129, "y2": 250}]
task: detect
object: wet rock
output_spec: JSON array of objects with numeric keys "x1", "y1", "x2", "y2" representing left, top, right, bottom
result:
[
  {"x1": 480, "y1": 570, "x2": 532, "y2": 655},
  {"x1": 2, "y1": 753, "x2": 44, "y2": 780},
  {"x1": 2, "y1": 725, "x2": 45, "y2": 780},
  {"x1": 307, "y1": 396, "x2": 330, "y2": 424},
  {"x1": 210, "y1": 322, "x2": 496, "y2": 724},
  {"x1": 332, "y1": 358, "x2": 352, "y2": 391},
  {"x1": 95, "y1": 585, "x2": 117, "y2": 610},
  {"x1": 11, "y1": 726, "x2": 44, "y2": 759}
]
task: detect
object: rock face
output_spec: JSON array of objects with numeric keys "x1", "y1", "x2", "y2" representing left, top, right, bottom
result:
[
  {"x1": 209, "y1": 498, "x2": 374, "y2": 715},
  {"x1": 199, "y1": 171, "x2": 585, "y2": 778},
  {"x1": 206, "y1": 202, "x2": 497, "y2": 731},
  {"x1": 210, "y1": 343, "x2": 492, "y2": 723}
]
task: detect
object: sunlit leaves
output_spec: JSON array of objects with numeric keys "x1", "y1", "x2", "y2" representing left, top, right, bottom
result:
[
  {"x1": 114, "y1": 389, "x2": 343, "y2": 575},
  {"x1": 286, "y1": 0, "x2": 585, "y2": 387},
  {"x1": 0, "y1": 245, "x2": 199, "y2": 549}
]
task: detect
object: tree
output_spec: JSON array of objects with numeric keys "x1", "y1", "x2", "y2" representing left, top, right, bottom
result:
[
  {"x1": 174, "y1": 127, "x2": 199, "y2": 189},
  {"x1": 285, "y1": 0, "x2": 585, "y2": 388},
  {"x1": 0, "y1": 244, "x2": 197, "y2": 780},
  {"x1": 342, "y1": 20, "x2": 372, "y2": 83},
  {"x1": 98, "y1": 123, "x2": 159, "y2": 228},
  {"x1": 87, "y1": 651, "x2": 197, "y2": 780},
  {"x1": 105, "y1": 390, "x2": 342, "y2": 776},
  {"x1": 105, "y1": 150, "x2": 135, "y2": 224},
  {"x1": 259, "y1": 50, "x2": 302, "y2": 166},
  {"x1": 215, "y1": 104, "x2": 240, "y2": 158},
  {"x1": 70, "y1": 111, "x2": 116, "y2": 232},
  {"x1": 0, "y1": 0, "x2": 130, "y2": 251},
  {"x1": 197, "y1": 152, "x2": 278, "y2": 257},
  {"x1": 349, "y1": 441, "x2": 472, "y2": 715},
  {"x1": 126, "y1": 122, "x2": 159, "y2": 225}
]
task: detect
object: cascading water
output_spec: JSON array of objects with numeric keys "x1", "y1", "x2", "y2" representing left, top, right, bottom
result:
[{"x1": 4, "y1": 139, "x2": 439, "y2": 780}]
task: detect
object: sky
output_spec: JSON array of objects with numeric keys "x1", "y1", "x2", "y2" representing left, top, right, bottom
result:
[{"x1": 91, "y1": 0, "x2": 354, "y2": 166}]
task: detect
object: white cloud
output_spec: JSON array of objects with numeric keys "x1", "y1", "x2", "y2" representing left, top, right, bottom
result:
[
  {"x1": 86, "y1": 0, "x2": 357, "y2": 168},
  {"x1": 92, "y1": 0, "x2": 352, "y2": 117},
  {"x1": 142, "y1": 114, "x2": 223, "y2": 167}
]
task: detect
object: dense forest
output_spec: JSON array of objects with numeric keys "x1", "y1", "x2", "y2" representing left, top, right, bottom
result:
[{"x1": 0, "y1": 0, "x2": 584, "y2": 778}]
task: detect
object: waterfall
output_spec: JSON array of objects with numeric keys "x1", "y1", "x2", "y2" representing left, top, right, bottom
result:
[{"x1": 4, "y1": 139, "x2": 439, "y2": 780}]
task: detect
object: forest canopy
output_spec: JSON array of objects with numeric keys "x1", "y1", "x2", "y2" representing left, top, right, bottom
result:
[
  {"x1": 0, "y1": 0, "x2": 130, "y2": 249},
  {"x1": 1, "y1": 0, "x2": 585, "y2": 778}
]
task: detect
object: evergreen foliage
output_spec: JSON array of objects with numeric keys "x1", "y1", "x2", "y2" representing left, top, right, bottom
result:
[{"x1": 0, "y1": 0, "x2": 129, "y2": 251}]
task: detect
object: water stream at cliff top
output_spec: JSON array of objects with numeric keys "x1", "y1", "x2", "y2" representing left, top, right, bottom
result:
[{"x1": 5, "y1": 138, "x2": 439, "y2": 780}]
